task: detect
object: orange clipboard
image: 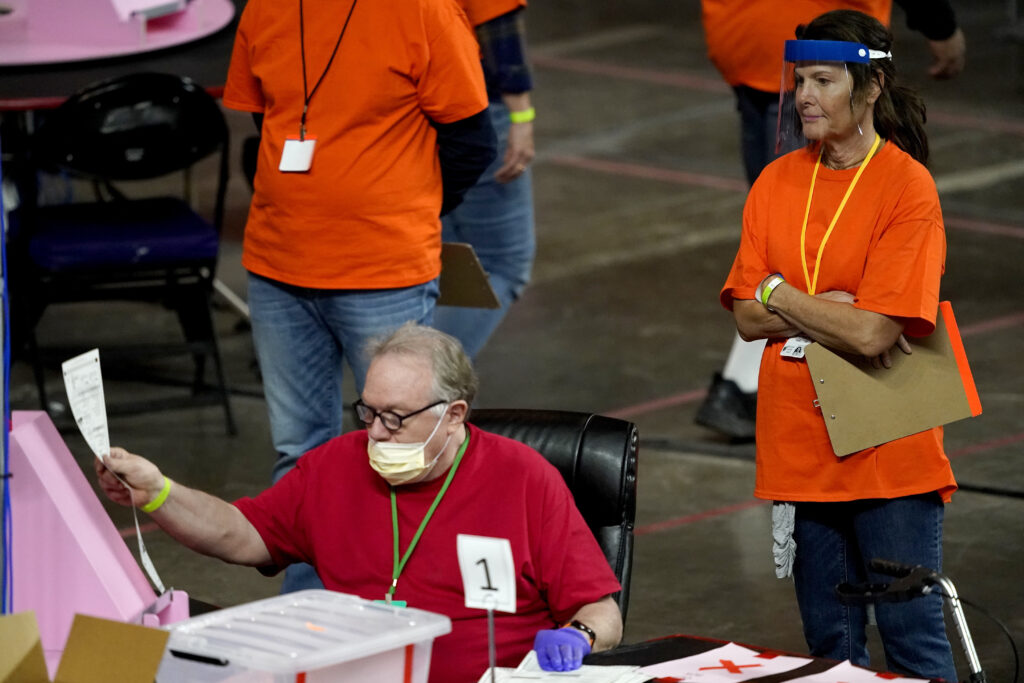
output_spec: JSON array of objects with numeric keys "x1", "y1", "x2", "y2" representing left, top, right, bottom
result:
[{"x1": 804, "y1": 301, "x2": 982, "y2": 457}]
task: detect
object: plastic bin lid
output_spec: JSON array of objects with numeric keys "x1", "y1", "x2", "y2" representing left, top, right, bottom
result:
[{"x1": 165, "y1": 590, "x2": 452, "y2": 673}]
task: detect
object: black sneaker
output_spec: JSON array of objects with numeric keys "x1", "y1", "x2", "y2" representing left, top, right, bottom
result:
[{"x1": 695, "y1": 372, "x2": 757, "y2": 441}]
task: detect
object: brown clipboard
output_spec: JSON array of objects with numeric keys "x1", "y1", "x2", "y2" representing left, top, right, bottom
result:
[
  {"x1": 804, "y1": 301, "x2": 982, "y2": 457},
  {"x1": 437, "y1": 243, "x2": 500, "y2": 309}
]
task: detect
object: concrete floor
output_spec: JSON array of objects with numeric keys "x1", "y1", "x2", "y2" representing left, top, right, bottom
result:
[{"x1": 6, "y1": 0, "x2": 1024, "y2": 681}]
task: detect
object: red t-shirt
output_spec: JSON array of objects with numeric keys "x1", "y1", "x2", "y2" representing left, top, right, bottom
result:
[
  {"x1": 701, "y1": 0, "x2": 893, "y2": 92},
  {"x1": 721, "y1": 142, "x2": 957, "y2": 503},
  {"x1": 234, "y1": 426, "x2": 621, "y2": 683},
  {"x1": 223, "y1": 0, "x2": 488, "y2": 289}
]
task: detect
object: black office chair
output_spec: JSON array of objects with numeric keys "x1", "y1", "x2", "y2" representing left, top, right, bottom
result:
[
  {"x1": 469, "y1": 409, "x2": 638, "y2": 622},
  {"x1": 11, "y1": 72, "x2": 236, "y2": 434}
]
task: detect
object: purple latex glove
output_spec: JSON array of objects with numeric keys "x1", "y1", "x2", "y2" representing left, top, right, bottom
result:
[{"x1": 533, "y1": 627, "x2": 592, "y2": 671}]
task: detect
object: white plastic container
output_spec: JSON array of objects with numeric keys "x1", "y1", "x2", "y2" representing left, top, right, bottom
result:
[{"x1": 156, "y1": 590, "x2": 452, "y2": 683}]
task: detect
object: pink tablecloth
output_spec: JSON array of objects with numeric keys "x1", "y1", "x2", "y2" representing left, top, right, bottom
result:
[{"x1": 0, "y1": 0, "x2": 234, "y2": 66}]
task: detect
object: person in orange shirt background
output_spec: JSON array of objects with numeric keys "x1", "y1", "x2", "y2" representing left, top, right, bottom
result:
[
  {"x1": 719, "y1": 10, "x2": 958, "y2": 680},
  {"x1": 222, "y1": 0, "x2": 496, "y2": 592},
  {"x1": 434, "y1": 0, "x2": 537, "y2": 360},
  {"x1": 696, "y1": 0, "x2": 965, "y2": 440}
]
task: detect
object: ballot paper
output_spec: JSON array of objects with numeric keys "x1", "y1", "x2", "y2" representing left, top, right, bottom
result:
[
  {"x1": 62, "y1": 349, "x2": 110, "y2": 461},
  {"x1": 639, "y1": 642, "x2": 812, "y2": 681},
  {"x1": 475, "y1": 650, "x2": 646, "y2": 683},
  {"x1": 786, "y1": 660, "x2": 930, "y2": 682},
  {"x1": 62, "y1": 349, "x2": 167, "y2": 595}
]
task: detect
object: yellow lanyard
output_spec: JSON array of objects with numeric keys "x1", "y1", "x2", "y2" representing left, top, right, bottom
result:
[{"x1": 799, "y1": 133, "x2": 882, "y2": 295}]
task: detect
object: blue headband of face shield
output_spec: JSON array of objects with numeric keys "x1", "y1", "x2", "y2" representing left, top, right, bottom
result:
[{"x1": 784, "y1": 39, "x2": 891, "y2": 63}]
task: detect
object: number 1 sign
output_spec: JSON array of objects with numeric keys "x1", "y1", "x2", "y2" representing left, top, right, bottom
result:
[{"x1": 456, "y1": 535, "x2": 516, "y2": 613}]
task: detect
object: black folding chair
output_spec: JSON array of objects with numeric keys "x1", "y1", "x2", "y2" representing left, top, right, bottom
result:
[{"x1": 11, "y1": 72, "x2": 236, "y2": 433}]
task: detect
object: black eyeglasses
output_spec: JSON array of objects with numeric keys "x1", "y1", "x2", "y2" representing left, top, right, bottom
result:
[{"x1": 352, "y1": 399, "x2": 446, "y2": 432}]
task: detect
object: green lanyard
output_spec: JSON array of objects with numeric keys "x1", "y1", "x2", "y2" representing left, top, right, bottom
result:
[{"x1": 385, "y1": 431, "x2": 470, "y2": 604}]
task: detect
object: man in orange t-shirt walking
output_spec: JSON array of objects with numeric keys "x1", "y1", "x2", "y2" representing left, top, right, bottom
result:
[
  {"x1": 223, "y1": 0, "x2": 496, "y2": 592},
  {"x1": 433, "y1": 0, "x2": 536, "y2": 359}
]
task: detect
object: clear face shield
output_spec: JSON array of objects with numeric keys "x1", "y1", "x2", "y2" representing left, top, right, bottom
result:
[{"x1": 776, "y1": 40, "x2": 890, "y2": 154}]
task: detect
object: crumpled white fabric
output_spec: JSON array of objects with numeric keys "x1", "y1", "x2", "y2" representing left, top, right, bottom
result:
[{"x1": 772, "y1": 501, "x2": 797, "y2": 578}]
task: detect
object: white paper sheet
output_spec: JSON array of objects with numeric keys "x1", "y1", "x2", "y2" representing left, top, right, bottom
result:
[
  {"x1": 62, "y1": 348, "x2": 166, "y2": 594},
  {"x1": 639, "y1": 642, "x2": 812, "y2": 681},
  {"x1": 475, "y1": 650, "x2": 644, "y2": 683},
  {"x1": 62, "y1": 348, "x2": 110, "y2": 461},
  {"x1": 785, "y1": 660, "x2": 930, "y2": 682}
]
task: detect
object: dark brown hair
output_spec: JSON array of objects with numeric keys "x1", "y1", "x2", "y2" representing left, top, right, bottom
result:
[{"x1": 798, "y1": 9, "x2": 929, "y2": 164}]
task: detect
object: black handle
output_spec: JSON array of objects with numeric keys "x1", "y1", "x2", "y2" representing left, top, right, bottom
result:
[{"x1": 869, "y1": 558, "x2": 917, "y2": 578}]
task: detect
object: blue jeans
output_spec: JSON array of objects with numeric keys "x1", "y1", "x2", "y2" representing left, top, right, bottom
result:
[
  {"x1": 432, "y1": 100, "x2": 535, "y2": 359},
  {"x1": 249, "y1": 273, "x2": 439, "y2": 480},
  {"x1": 248, "y1": 273, "x2": 438, "y2": 592},
  {"x1": 792, "y1": 493, "x2": 958, "y2": 682}
]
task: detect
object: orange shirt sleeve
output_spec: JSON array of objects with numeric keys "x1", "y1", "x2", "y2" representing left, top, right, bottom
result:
[
  {"x1": 223, "y1": 1, "x2": 265, "y2": 114},
  {"x1": 853, "y1": 170, "x2": 946, "y2": 337},
  {"x1": 722, "y1": 173, "x2": 774, "y2": 309},
  {"x1": 416, "y1": 0, "x2": 489, "y2": 124}
]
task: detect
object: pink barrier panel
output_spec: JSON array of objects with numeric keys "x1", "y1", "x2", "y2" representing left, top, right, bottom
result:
[
  {"x1": 9, "y1": 411, "x2": 167, "y2": 673},
  {"x1": 0, "y1": 0, "x2": 234, "y2": 66}
]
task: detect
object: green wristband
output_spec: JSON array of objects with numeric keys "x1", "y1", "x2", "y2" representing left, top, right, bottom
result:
[
  {"x1": 509, "y1": 107, "x2": 535, "y2": 124},
  {"x1": 141, "y1": 476, "x2": 172, "y2": 513}
]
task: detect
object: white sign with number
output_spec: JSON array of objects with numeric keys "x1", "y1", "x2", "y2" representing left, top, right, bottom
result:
[{"x1": 457, "y1": 534, "x2": 516, "y2": 613}]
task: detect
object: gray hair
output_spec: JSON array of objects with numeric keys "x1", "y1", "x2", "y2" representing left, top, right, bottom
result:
[{"x1": 364, "y1": 322, "x2": 479, "y2": 409}]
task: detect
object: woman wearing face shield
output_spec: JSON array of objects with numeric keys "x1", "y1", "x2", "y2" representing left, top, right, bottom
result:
[{"x1": 718, "y1": 10, "x2": 958, "y2": 681}]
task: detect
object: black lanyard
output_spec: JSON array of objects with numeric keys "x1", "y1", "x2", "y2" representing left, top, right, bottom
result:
[{"x1": 298, "y1": 0, "x2": 358, "y2": 139}]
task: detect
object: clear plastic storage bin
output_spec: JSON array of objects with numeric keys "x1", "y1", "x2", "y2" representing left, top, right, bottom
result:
[{"x1": 156, "y1": 589, "x2": 452, "y2": 682}]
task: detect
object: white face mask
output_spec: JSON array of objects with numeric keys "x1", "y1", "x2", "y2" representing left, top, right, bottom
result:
[{"x1": 367, "y1": 405, "x2": 451, "y2": 486}]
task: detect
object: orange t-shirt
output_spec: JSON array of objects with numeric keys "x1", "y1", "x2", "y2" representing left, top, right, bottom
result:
[
  {"x1": 701, "y1": 0, "x2": 893, "y2": 92},
  {"x1": 223, "y1": 0, "x2": 488, "y2": 289},
  {"x1": 721, "y1": 142, "x2": 957, "y2": 503},
  {"x1": 459, "y1": 0, "x2": 526, "y2": 27}
]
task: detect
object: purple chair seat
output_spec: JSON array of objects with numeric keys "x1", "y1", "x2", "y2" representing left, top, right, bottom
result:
[{"x1": 29, "y1": 197, "x2": 219, "y2": 272}]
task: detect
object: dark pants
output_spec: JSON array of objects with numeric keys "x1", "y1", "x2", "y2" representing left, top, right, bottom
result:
[{"x1": 792, "y1": 493, "x2": 958, "y2": 682}]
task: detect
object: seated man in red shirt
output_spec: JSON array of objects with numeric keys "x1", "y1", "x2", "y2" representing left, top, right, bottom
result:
[{"x1": 95, "y1": 323, "x2": 623, "y2": 682}]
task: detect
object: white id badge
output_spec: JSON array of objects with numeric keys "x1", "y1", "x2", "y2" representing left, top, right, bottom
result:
[
  {"x1": 279, "y1": 136, "x2": 316, "y2": 172},
  {"x1": 780, "y1": 335, "x2": 812, "y2": 359}
]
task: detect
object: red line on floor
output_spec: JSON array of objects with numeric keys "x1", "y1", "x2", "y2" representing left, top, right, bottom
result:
[
  {"x1": 635, "y1": 499, "x2": 769, "y2": 536},
  {"x1": 635, "y1": 433, "x2": 1021, "y2": 536},
  {"x1": 532, "y1": 55, "x2": 728, "y2": 93},
  {"x1": 606, "y1": 389, "x2": 707, "y2": 419},
  {"x1": 947, "y1": 432, "x2": 1024, "y2": 459},
  {"x1": 549, "y1": 154, "x2": 749, "y2": 193},
  {"x1": 534, "y1": 54, "x2": 1024, "y2": 137},
  {"x1": 548, "y1": 156, "x2": 1024, "y2": 242},
  {"x1": 927, "y1": 110, "x2": 1024, "y2": 137},
  {"x1": 959, "y1": 311, "x2": 1024, "y2": 337},
  {"x1": 945, "y1": 216, "x2": 1024, "y2": 240}
]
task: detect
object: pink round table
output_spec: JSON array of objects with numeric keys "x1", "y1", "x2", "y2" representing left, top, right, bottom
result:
[{"x1": 0, "y1": 0, "x2": 237, "y2": 109}]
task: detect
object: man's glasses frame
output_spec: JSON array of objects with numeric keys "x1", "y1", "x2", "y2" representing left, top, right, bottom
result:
[{"x1": 352, "y1": 399, "x2": 446, "y2": 432}]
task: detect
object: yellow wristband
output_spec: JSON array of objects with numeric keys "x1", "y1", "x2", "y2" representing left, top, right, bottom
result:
[
  {"x1": 141, "y1": 476, "x2": 171, "y2": 513},
  {"x1": 760, "y1": 275, "x2": 784, "y2": 311},
  {"x1": 509, "y1": 107, "x2": 535, "y2": 124}
]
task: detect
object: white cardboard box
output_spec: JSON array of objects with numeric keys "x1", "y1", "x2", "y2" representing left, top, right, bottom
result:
[{"x1": 156, "y1": 590, "x2": 452, "y2": 683}]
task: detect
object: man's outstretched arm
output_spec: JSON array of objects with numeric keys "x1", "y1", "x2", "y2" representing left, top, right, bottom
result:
[{"x1": 96, "y1": 447, "x2": 272, "y2": 566}]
